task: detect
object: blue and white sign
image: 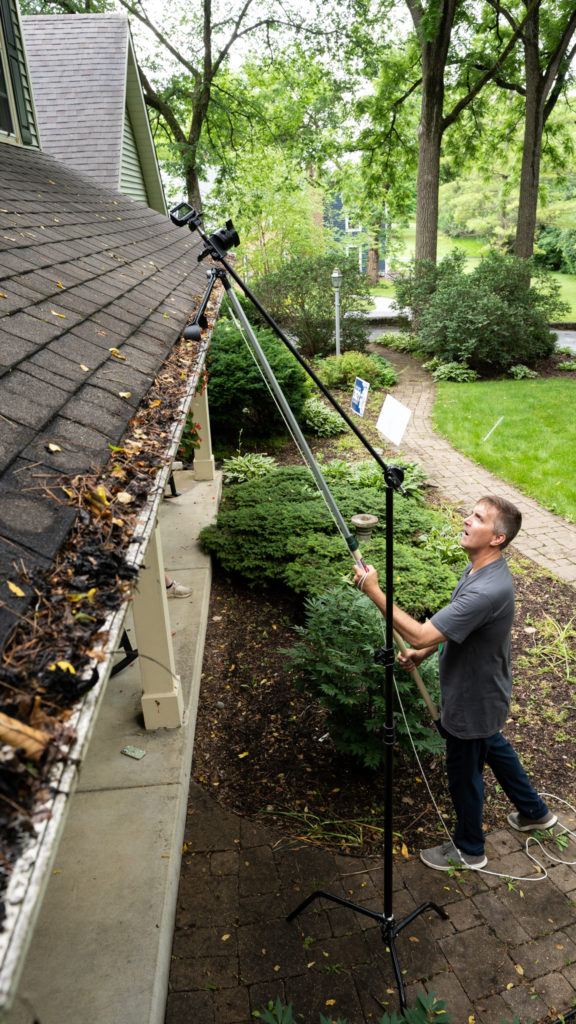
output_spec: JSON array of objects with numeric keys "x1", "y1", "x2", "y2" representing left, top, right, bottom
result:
[{"x1": 351, "y1": 376, "x2": 370, "y2": 417}]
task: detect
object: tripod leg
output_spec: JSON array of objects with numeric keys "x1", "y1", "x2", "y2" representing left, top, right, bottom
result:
[{"x1": 287, "y1": 889, "x2": 384, "y2": 926}]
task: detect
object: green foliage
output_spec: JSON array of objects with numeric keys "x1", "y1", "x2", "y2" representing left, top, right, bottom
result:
[
  {"x1": 254, "y1": 990, "x2": 451, "y2": 1022},
  {"x1": 317, "y1": 458, "x2": 428, "y2": 503},
  {"x1": 300, "y1": 397, "x2": 347, "y2": 438},
  {"x1": 207, "y1": 317, "x2": 309, "y2": 442},
  {"x1": 423, "y1": 359, "x2": 478, "y2": 383},
  {"x1": 178, "y1": 411, "x2": 202, "y2": 463},
  {"x1": 222, "y1": 453, "x2": 279, "y2": 483},
  {"x1": 314, "y1": 351, "x2": 398, "y2": 389},
  {"x1": 283, "y1": 585, "x2": 444, "y2": 767},
  {"x1": 395, "y1": 250, "x2": 567, "y2": 375},
  {"x1": 557, "y1": 361, "x2": 576, "y2": 371},
  {"x1": 253, "y1": 254, "x2": 372, "y2": 359},
  {"x1": 199, "y1": 466, "x2": 461, "y2": 615},
  {"x1": 375, "y1": 331, "x2": 419, "y2": 353},
  {"x1": 534, "y1": 224, "x2": 576, "y2": 273},
  {"x1": 508, "y1": 364, "x2": 538, "y2": 380}
]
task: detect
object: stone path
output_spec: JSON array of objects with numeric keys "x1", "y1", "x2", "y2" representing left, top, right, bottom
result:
[
  {"x1": 376, "y1": 346, "x2": 576, "y2": 585},
  {"x1": 165, "y1": 352, "x2": 576, "y2": 1024}
]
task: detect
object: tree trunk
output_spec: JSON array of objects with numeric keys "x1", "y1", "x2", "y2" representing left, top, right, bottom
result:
[
  {"x1": 412, "y1": 0, "x2": 458, "y2": 262},
  {"x1": 366, "y1": 242, "x2": 380, "y2": 285},
  {"x1": 514, "y1": 14, "x2": 544, "y2": 259},
  {"x1": 186, "y1": 164, "x2": 203, "y2": 213}
]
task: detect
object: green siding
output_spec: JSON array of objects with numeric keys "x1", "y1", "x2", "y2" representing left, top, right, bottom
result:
[{"x1": 120, "y1": 105, "x2": 148, "y2": 204}]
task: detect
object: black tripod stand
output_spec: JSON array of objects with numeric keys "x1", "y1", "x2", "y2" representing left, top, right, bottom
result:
[
  {"x1": 287, "y1": 473, "x2": 448, "y2": 1013},
  {"x1": 169, "y1": 202, "x2": 448, "y2": 1014}
]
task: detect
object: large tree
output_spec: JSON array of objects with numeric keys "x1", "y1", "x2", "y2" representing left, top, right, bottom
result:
[
  {"x1": 491, "y1": 0, "x2": 576, "y2": 258},
  {"x1": 405, "y1": 0, "x2": 532, "y2": 261}
]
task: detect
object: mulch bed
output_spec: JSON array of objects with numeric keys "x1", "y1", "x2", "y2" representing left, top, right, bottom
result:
[{"x1": 193, "y1": 505, "x2": 576, "y2": 861}]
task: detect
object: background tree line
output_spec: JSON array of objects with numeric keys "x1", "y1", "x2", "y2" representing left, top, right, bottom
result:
[{"x1": 21, "y1": 0, "x2": 576, "y2": 276}]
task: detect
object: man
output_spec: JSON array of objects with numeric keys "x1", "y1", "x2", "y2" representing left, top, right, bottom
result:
[{"x1": 353, "y1": 494, "x2": 556, "y2": 872}]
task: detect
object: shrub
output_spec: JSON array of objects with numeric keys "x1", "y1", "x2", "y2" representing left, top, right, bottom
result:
[
  {"x1": 534, "y1": 224, "x2": 576, "y2": 273},
  {"x1": 253, "y1": 254, "x2": 372, "y2": 358},
  {"x1": 207, "y1": 317, "x2": 309, "y2": 442},
  {"x1": 199, "y1": 466, "x2": 461, "y2": 616},
  {"x1": 557, "y1": 360, "x2": 576, "y2": 371},
  {"x1": 314, "y1": 351, "x2": 398, "y2": 389},
  {"x1": 508, "y1": 364, "x2": 538, "y2": 380},
  {"x1": 282, "y1": 585, "x2": 444, "y2": 767},
  {"x1": 423, "y1": 359, "x2": 478, "y2": 383},
  {"x1": 394, "y1": 250, "x2": 567, "y2": 375},
  {"x1": 300, "y1": 396, "x2": 347, "y2": 437},
  {"x1": 222, "y1": 453, "x2": 278, "y2": 483}
]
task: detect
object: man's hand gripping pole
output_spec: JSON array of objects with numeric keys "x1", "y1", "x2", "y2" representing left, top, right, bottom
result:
[{"x1": 351, "y1": 540, "x2": 440, "y2": 723}]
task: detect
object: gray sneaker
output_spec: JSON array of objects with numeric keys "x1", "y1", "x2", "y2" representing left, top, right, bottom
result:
[
  {"x1": 166, "y1": 580, "x2": 192, "y2": 599},
  {"x1": 420, "y1": 840, "x2": 487, "y2": 872},
  {"x1": 507, "y1": 810, "x2": 557, "y2": 832}
]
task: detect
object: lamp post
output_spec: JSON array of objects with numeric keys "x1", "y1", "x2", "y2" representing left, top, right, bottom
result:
[{"x1": 331, "y1": 266, "x2": 342, "y2": 357}]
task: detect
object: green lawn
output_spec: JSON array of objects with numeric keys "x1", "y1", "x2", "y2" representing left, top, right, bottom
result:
[{"x1": 432, "y1": 378, "x2": 576, "y2": 521}]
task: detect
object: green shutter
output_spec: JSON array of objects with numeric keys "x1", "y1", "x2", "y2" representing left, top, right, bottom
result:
[{"x1": 0, "y1": 0, "x2": 35, "y2": 145}]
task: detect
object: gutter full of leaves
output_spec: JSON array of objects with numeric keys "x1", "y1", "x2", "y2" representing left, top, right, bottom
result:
[{"x1": 0, "y1": 280, "x2": 222, "y2": 1010}]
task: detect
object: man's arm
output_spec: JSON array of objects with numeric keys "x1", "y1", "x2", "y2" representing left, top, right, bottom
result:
[{"x1": 354, "y1": 563, "x2": 447, "y2": 650}]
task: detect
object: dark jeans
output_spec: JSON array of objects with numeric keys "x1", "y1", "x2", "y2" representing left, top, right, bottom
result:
[{"x1": 440, "y1": 726, "x2": 550, "y2": 855}]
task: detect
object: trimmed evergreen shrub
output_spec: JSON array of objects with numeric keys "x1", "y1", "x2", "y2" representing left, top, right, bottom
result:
[
  {"x1": 199, "y1": 465, "x2": 462, "y2": 617},
  {"x1": 283, "y1": 584, "x2": 444, "y2": 767},
  {"x1": 207, "y1": 317, "x2": 309, "y2": 441}
]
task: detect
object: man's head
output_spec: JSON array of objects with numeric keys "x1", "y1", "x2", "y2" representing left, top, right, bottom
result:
[
  {"x1": 478, "y1": 495, "x2": 522, "y2": 548},
  {"x1": 462, "y1": 495, "x2": 522, "y2": 555}
]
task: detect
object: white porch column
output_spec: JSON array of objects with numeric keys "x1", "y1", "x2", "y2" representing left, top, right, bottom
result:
[
  {"x1": 132, "y1": 523, "x2": 184, "y2": 729},
  {"x1": 192, "y1": 386, "x2": 215, "y2": 481}
]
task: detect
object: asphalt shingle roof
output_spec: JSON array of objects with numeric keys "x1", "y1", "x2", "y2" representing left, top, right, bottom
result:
[
  {"x1": 0, "y1": 141, "x2": 207, "y2": 650},
  {"x1": 21, "y1": 14, "x2": 131, "y2": 191}
]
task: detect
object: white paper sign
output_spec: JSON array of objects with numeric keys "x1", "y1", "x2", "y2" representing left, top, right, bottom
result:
[
  {"x1": 376, "y1": 394, "x2": 412, "y2": 446},
  {"x1": 351, "y1": 376, "x2": 370, "y2": 417}
]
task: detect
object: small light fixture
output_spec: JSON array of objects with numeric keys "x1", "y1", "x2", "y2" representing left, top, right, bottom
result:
[{"x1": 331, "y1": 267, "x2": 342, "y2": 357}]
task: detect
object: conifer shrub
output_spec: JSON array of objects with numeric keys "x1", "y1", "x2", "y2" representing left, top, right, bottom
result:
[
  {"x1": 282, "y1": 584, "x2": 444, "y2": 767},
  {"x1": 207, "y1": 317, "x2": 309, "y2": 441},
  {"x1": 199, "y1": 465, "x2": 462, "y2": 616}
]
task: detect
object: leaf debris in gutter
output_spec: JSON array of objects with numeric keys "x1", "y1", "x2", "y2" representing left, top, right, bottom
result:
[{"x1": 0, "y1": 294, "x2": 221, "y2": 914}]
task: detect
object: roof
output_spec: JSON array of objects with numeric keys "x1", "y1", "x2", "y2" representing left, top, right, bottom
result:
[
  {"x1": 21, "y1": 13, "x2": 166, "y2": 213},
  {"x1": 0, "y1": 140, "x2": 208, "y2": 655}
]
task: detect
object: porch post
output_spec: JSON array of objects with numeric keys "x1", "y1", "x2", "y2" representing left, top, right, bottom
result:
[
  {"x1": 192, "y1": 386, "x2": 215, "y2": 481},
  {"x1": 132, "y1": 522, "x2": 184, "y2": 729}
]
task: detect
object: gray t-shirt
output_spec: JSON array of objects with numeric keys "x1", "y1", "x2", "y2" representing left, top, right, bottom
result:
[{"x1": 430, "y1": 557, "x2": 515, "y2": 739}]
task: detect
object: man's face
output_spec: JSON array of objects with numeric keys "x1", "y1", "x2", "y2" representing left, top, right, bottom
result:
[{"x1": 461, "y1": 501, "x2": 504, "y2": 554}]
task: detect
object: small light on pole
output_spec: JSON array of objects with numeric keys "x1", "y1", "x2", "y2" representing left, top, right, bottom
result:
[{"x1": 331, "y1": 266, "x2": 342, "y2": 357}]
